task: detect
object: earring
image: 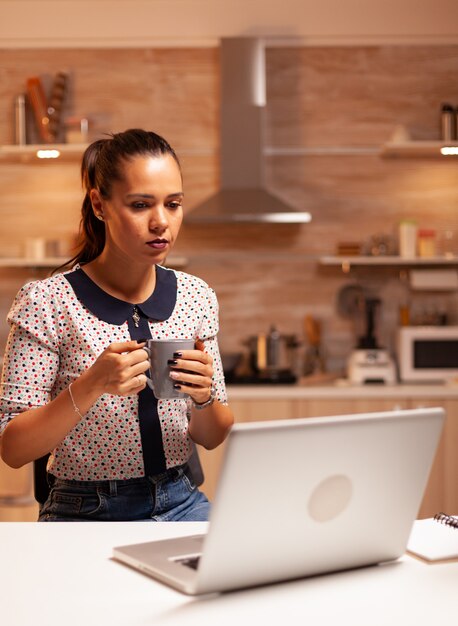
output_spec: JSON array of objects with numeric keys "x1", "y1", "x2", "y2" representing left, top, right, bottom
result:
[{"x1": 95, "y1": 214, "x2": 104, "y2": 221}]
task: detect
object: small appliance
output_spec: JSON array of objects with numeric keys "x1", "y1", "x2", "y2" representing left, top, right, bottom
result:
[
  {"x1": 347, "y1": 349, "x2": 397, "y2": 385},
  {"x1": 397, "y1": 325, "x2": 458, "y2": 382},
  {"x1": 347, "y1": 297, "x2": 396, "y2": 384}
]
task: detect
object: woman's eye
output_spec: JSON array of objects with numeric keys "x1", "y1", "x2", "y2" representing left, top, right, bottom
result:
[
  {"x1": 168, "y1": 202, "x2": 182, "y2": 210},
  {"x1": 132, "y1": 201, "x2": 148, "y2": 209}
]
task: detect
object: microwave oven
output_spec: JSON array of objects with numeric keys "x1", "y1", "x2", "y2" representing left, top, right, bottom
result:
[{"x1": 397, "y1": 326, "x2": 458, "y2": 382}]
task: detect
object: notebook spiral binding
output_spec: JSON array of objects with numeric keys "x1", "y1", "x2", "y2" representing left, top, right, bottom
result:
[{"x1": 433, "y1": 512, "x2": 458, "y2": 529}]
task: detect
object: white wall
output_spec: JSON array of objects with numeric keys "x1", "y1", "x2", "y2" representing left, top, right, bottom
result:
[{"x1": 1, "y1": 0, "x2": 458, "y2": 48}]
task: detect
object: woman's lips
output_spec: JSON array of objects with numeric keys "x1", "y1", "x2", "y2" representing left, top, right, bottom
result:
[{"x1": 147, "y1": 239, "x2": 169, "y2": 250}]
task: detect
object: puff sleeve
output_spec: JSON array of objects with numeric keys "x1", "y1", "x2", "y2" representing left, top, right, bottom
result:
[{"x1": 0, "y1": 280, "x2": 60, "y2": 436}]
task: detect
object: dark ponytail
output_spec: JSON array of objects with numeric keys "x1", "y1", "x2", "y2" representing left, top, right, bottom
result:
[{"x1": 54, "y1": 129, "x2": 180, "y2": 272}]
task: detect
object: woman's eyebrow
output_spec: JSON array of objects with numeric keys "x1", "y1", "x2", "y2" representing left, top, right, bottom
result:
[{"x1": 125, "y1": 192, "x2": 184, "y2": 199}]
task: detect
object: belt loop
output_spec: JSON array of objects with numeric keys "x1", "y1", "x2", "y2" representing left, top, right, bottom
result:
[{"x1": 109, "y1": 480, "x2": 117, "y2": 497}]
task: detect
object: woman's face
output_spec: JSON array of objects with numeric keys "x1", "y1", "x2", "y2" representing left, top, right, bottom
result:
[{"x1": 91, "y1": 154, "x2": 183, "y2": 266}]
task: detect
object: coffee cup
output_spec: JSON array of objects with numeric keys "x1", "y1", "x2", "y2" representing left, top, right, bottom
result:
[{"x1": 143, "y1": 338, "x2": 195, "y2": 399}]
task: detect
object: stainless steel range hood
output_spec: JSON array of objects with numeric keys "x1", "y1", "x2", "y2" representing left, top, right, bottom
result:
[{"x1": 186, "y1": 38, "x2": 312, "y2": 224}]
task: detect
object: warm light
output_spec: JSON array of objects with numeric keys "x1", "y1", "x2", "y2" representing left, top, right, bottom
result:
[
  {"x1": 238, "y1": 212, "x2": 312, "y2": 224},
  {"x1": 440, "y1": 146, "x2": 458, "y2": 156},
  {"x1": 36, "y1": 149, "x2": 61, "y2": 159}
]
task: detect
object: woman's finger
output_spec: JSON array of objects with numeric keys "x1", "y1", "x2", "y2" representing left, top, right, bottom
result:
[{"x1": 129, "y1": 373, "x2": 147, "y2": 392}]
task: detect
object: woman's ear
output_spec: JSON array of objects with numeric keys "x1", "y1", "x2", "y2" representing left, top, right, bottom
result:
[{"x1": 90, "y1": 189, "x2": 104, "y2": 221}]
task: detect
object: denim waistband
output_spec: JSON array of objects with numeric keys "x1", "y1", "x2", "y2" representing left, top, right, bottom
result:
[{"x1": 48, "y1": 463, "x2": 190, "y2": 492}]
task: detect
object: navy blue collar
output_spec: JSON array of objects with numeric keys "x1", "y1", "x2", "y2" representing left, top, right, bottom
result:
[{"x1": 64, "y1": 265, "x2": 177, "y2": 325}]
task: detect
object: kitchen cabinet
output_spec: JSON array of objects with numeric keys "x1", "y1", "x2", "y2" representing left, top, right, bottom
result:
[
  {"x1": 407, "y1": 398, "x2": 458, "y2": 519},
  {"x1": 0, "y1": 459, "x2": 38, "y2": 521},
  {"x1": 0, "y1": 458, "x2": 33, "y2": 501},
  {"x1": 198, "y1": 389, "x2": 458, "y2": 520}
]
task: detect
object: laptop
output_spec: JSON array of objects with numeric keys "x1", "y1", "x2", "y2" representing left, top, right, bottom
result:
[{"x1": 113, "y1": 407, "x2": 445, "y2": 595}]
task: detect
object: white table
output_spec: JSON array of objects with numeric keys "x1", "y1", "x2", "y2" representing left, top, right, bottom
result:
[{"x1": 1, "y1": 522, "x2": 457, "y2": 626}]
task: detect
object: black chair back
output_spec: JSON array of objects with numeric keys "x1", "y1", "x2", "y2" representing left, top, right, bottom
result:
[{"x1": 33, "y1": 454, "x2": 51, "y2": 504}]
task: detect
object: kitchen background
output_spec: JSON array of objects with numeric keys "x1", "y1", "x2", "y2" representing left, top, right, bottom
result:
[
  {"x1": 1, "y1": 43, "x2": 457, "y2": 374},
  {"x1": 2, "y1": 0, "x2": 458, "y2": 520}
]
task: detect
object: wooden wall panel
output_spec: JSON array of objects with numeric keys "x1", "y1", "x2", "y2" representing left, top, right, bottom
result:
[
  {"x1": 0, "y1": 48, "x2": 219, "y2": 148},
  {"x1": 0, "y1": 45, "x2": 458, "y2": 372},
  {"x1": 266, "y1": 46, "x2": 458, "y2": 146}
]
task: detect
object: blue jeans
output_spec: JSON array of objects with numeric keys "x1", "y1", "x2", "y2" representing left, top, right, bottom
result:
[{"x1": 38, "y1": 463, "x2": 210, "y2": 522}]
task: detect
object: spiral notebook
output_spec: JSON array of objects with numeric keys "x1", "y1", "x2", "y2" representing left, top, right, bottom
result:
[{"x1": 407, "y1": 513, "x2": 458, "y2": 563}]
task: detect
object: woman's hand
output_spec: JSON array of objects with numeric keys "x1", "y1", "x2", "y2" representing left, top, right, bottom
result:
[
  {"x1": 87, "y1": 340, "x2": 150, "y2": 396},
  {"x1": 168, "y1": 339, "x2": 214, "y2": 405}
]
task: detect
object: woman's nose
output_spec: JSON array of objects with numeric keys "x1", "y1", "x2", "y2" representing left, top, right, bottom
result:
[{"x1": 148, "y1": 205, "x2": 168, "y2": 230}]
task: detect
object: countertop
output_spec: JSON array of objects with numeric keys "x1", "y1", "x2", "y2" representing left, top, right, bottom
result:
[
  {"x1": 1, "y1": 522, "x2": 457, "y2": 626},
  {"x1": 227, "y1": 379, "x2": 458, "y2": 400}
]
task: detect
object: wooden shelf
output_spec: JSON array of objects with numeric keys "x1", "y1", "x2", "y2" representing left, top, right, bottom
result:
[
  {"x1": 4, "y1": 141, "x2": 457, "y2": 162},
  {"x1": 380, "y1": 140, "x2": 458, "y2": 158},
  {"x1": 0, "y1": 143, "x2": 88, "y2": 163},
  {"x1": 319, "y1": 255, "x2": 458, "y2": 267},
  {"x1": 0, "y1": 257, "x2": 188, "y2": 269}
]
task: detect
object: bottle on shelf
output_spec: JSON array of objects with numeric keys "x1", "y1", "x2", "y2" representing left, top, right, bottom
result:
[
  {"x1": 417, "y1": 229, "x2": 437, "y2": 258},
  {"x1": 398, "y1": 270, "x2": 411, "y2": 326},
  {"x1": 14, "y1": 94, "x2": 27, "y2": 145},
  {"x1": 440, "y1": 103, "x2": 456, "y2": 142},
  {"x1": 398, "y1": 219, "x2": 417, "y2": 258}
]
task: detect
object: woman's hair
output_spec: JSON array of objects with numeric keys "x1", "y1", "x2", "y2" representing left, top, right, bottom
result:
[{"x1": 58, "y1": 128, "x2": 180, "y2": 271}]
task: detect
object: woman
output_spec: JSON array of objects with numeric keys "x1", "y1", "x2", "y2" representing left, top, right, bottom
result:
[{"x1": 0, "y1": 129, "x2": 234, "y2": 521}]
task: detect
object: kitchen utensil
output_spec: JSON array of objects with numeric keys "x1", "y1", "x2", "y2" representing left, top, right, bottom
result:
[
  {"x1": 26, "y1": 76, "x2": 52, "y2": 143},
  {"x1": 243, "y1": 326, "x2": 299, "y2": 379},
  {"x1": 303, "y1": 315, "x2": 326, "y2": 374},
  {"x1": 47, "y1": 71, "x2": 68, "y2": 142},
  {"x1": 336, "y1": 283, "x2": 366, "y2": 318},
  {"x1": 304, "y1": 314, "x2": 320, "y2": 347}
]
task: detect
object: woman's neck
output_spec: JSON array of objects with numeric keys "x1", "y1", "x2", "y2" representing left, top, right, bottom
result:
[{"x1": 82, "y1": 254, "x2": 156, "y2": 304}]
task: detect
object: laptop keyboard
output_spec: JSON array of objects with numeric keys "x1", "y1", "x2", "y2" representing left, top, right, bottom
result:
[{"x1": 178, "y1": 556, "x2": 201, "y2": 570}]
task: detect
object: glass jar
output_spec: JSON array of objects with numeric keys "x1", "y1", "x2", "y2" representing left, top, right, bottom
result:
[
  {"x1": 417, "y1": 229, "x2": 437, "y2": 258},
  {"x1": 439, "y1": 229, "x2": 456, "y2": 258}
]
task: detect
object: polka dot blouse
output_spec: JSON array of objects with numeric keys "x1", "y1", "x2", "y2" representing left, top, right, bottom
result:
[{"x1": 0, "y1": 265, "x2": 227, "y2": 481}]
